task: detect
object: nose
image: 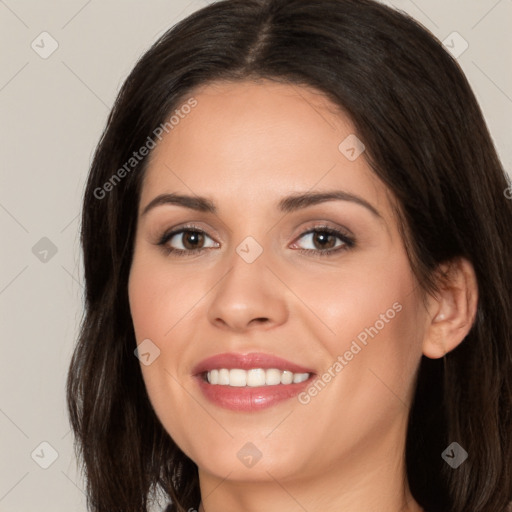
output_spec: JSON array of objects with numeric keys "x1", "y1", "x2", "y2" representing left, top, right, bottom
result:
[{"x1": 206, "y1": 249, "x2": 289, "y2": 332}]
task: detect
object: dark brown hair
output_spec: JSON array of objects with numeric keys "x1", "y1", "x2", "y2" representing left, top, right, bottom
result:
[{"x1": 67, "y1": 1, "x2": 512, "y2": 511}]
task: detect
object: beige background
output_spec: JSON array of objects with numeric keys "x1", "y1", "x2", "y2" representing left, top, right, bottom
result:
[{"x1": 0, "y1": 1, "x2": 510, "y2": 511}]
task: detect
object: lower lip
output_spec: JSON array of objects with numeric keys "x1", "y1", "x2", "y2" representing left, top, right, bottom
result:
[{"x1": 195, "y1": 375, "x2": 314, "y2": 411}]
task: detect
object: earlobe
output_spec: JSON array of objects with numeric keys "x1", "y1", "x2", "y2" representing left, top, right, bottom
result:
[{"x1": 422, "y1": 258, "x2": 479, "y2": 359}]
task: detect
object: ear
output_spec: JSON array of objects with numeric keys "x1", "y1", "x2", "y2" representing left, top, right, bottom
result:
[{"x1": 422, "y1": 258, "x2": 479, "y2": 359}]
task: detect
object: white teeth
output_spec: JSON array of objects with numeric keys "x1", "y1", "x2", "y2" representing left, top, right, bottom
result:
[
  {"x1": 218, "y1": 369, "x2": 230, "y2": 385},
  {"x1": 209, "y1": 369, "x2": 219, "y2": 385},
  {"x1": 205, "y1": 368, "x2": 311, "y2": 386},
  {"x1": 229, "y1": 369, "x2": 247, "y2": 387},
  {"x1": 265, "y1": 368, "x2": 282, "y2": 385},
  {"x1": 281, "y1": 370, "x2": 293, "y2": 385},
  {"x1": 293, "y1": 372, "x2": 309, "y2": 383},
  {"x1": 247, "y1": 368, "x2": 266, "y2": 387}
]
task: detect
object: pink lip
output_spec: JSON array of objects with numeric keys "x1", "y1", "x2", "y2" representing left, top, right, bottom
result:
[{"x1": 192, "y1": 352, "x2": 316, "y2": 412}]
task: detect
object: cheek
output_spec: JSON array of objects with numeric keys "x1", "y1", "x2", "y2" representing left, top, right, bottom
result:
[
  {"x1": 128, "y1": 254, "x2": 206, "y2": 341},
  {"x1": 290, "y1": 268, "x2": 423, "y2": 455},
  {"x1": 128, "y1": 257, "x2": 202, "y2": 456},
  {"x1": 292, "y1": 251, "x2": 423, "y2": 401},
  {"x1": 290, "y1": 251, "x2": 419, "y2": 348}
]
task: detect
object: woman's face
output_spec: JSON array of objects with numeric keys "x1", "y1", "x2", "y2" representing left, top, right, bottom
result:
[{"x1": 128, "y1": 80, "x2": 428, "y2": 485}]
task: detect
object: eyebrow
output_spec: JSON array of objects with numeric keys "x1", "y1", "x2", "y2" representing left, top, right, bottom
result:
[{"x1": 141, "y1": 190, "x2": 382, "y2": 218}]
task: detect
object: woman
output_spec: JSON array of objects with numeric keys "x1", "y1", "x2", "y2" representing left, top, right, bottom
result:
[{"x1": 67, "y1": 1, "x2": 512, "y2": 511}]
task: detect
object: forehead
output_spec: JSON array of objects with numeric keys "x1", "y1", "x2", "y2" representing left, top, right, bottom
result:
[{"x1": 140, "y1": 79, "x2": 388, "y2": 217}]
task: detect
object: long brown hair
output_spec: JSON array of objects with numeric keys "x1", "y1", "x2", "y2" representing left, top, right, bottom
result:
[{"x1": 67, "y1": 1, "x2": 512, "y2": 511}]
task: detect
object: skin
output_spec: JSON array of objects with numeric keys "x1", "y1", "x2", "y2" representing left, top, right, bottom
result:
[{"x1": 128, "y1": 79, "x2": 478, "y2": 512}]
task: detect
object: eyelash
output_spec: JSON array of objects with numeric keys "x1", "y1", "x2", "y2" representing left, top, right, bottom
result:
[{"x1": 156, "y1": 223, "x2": 356, "y2": 258}]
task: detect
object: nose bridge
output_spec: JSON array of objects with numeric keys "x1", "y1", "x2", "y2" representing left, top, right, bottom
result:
[
  {"x1": 207, "y1": 233, "x2": 288, "y2": 330},
  {"x1": 235, "y1": 234, "x2": 266, "y2": 265}
]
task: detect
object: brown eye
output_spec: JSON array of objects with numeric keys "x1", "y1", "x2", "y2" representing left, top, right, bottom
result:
[
  {"x1": 158, "y1": 227, "x2": 218, "y2": 257},
  {"x1": 295, "y1": 228, "x2": 353, "y2": 253},
  {"x1": 310, "y1": 231, "x2": 337, "y2": 250},
  {"x1": 180, "y1": 231, "x2": 205, "y2": 250}
]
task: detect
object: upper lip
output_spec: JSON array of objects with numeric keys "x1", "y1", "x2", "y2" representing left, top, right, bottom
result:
[{"x1": 192, "y1": 352, "x2": 316, "y2": 375}]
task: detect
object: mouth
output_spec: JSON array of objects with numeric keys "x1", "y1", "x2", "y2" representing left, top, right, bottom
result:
[{"x1": 192, "y1": 352, "x2": 316, "y2": 411}]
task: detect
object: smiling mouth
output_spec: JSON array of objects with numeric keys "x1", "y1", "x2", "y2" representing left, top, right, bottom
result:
[
  {"x1": 192, "y1": 352, "x2": 316, "y2": 411},
  {"x1": 202, "y1": 368, "x2": 312, "y2": 387}
]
